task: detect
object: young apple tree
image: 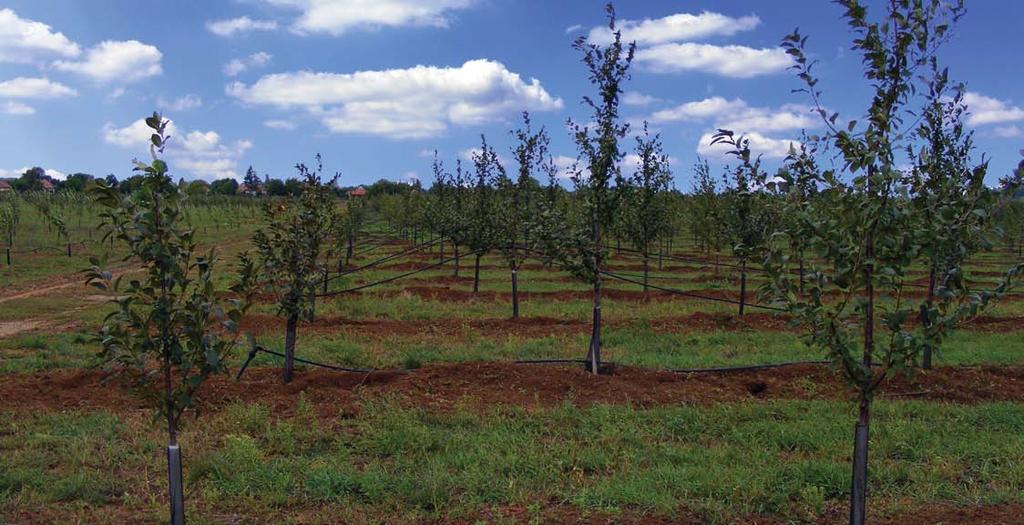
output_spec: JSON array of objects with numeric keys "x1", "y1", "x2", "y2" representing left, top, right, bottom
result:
[
  {"x1": 620, "y1": 122, "x2": 673, "y2": 292},
  {"x1": 85, "y1": 113, "x2": 253, "y2": 525},
  {"x1": 753, "y1": 3, "x2": 1022, "y2": 523},
  {"x1": 251, "y1": 156, "x2": 339, "y2": 383},
  {"x1": 559, "y1": 2, "x2": 635, "y2": 374}
]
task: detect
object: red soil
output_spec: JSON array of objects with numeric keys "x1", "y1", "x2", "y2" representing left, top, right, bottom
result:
[{"x1": 4, "y1": 362, "x2": 1024, "y2": 418}]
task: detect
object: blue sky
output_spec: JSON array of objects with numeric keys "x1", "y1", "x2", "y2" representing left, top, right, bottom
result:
[{"x1": 0, "y1": 0, "x2": 1021, "y2": 190}]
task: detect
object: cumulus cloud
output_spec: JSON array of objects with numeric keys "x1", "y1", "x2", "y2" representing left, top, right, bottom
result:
[
  {"x1": 588, "y1": 11, "x2": 759, "y2": 46},
  {"x1": 223, "y1": 51, "x2": 272, "y2": 77},
  {"x1": 103, "y1": 118, "x2": 252, "y2": 180},
  {"x1": 648, "y1": 96, "x2": 811, "y2": 159},
  {"x1": 264, "y1": 119, "x2": 298, "y2": 130},
  {"x1": 622, "y1": 91, "x2": 660, "y2": 107},
  {"x1": 206, "y1": 16, "x2": 279, "y2": 37},
  {"x1": 54, "y1": 40, "x2": 162, "y2": 83},
  {"x1": 651, "y1": 96, "x2": 814, "y2": 133},
  {"x1": 963, "y1": 92, "x2": 1024, "y2": 127},
  {"x1": 157, "y1": 94, "x2": 203, "y2": 112},
  {"x1": 0, "y1": 9, "x2": 81, "y2": 63},
  {"x1": 0, "y1": 77, "x2": 77, "y2": 99},
  {"x1": 1, "y1": 101, "x2": 35, "y2": 115},
  {"x1": 993, "y1": 125, "x2": 1022, "y2": 139},
  {"x1": 227, "y1": 59, "x2": 563, "y2": 139},
  {"x1": 565, "y1": 24, "x2": 583, "y2": 34},
  {"x1": 252, "y1": 0, "x2": 475, "y2": 35},
  {"x1": 636, "y1": 43, "x2": 791, "y2": 78},
  {"x1": 0, "y1": 167, "x2": 65, "y2": 179},
  {"x1": 697, "y1": 131, "x2": 796, "y2": 159}
]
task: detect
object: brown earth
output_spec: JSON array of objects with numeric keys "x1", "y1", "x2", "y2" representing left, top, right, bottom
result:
[{"x1": 4, "y1": 362, "x2": 1024, "y2": 419}]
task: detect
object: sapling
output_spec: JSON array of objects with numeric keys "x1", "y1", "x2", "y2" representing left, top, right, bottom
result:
[
  {"x1": 466, "y1": 135, "x2": 500, "y2": 293},
  {"x1": 620, "y1": 122, "x2": 673, "y2": 292},
  {"x1": 250, "y1": 156, "x2": 339, "y2": 383},
  {"x1": 85, "y1": 112, "x2": 253, "y2": 525},
  {"x1": 752, "y1": 3, "x2": 1022, "y2": 523},
  {"x1": 494, "y1": 112, "x2": 548, "y2": 317},
  {"x1": 710, "y1": 131, "x2": 778, "y2": 315},
  {"x1": 558, "y1": 2, "x2": 634, "y2": 373}
]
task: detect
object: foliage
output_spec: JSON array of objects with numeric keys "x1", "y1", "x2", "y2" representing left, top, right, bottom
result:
[
  {"x1": 620, "y1": 122, "x2": 674, "y2": 264},
  {"x1": 84, "y1": 112, "x2": 252, "y2": 433},
  {"x1": 251, "y1": 155, "x2": 339, "y2": 324}
]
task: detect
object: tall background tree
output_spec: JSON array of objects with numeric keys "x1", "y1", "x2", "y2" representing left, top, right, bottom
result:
[{"x1": 620, "y1": 122, "x2": 673, "y2": 292}]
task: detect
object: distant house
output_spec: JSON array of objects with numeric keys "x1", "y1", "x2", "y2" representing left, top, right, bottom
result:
[
  {"x1": 237, "y1": 183, "x2": 262, "y2": 196},
  {"x1": 347, "y1": 186, "x2": 367, "y2": 197},
  {"x1": 40, "y1": 179, "x2": 55, "y2": 193},
  {"x1": 0, "y1": 181, "x2": 11, "y2": 193}
]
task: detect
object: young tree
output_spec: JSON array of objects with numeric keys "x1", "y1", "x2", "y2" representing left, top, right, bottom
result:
[
  {"x1": 465, "y1": 135, "x2": 500, "y2": 292},
  {"x1": 907, "y1": 75, "x2": 1004, "y2": 369},
  {"x1": 757, "y1": 3, "x2": 1022, "y2": 523},
  {"x1": 0, "y1": 192, "x2": 19, "y2": 265},
  {"x1": 494, "y1": 112, "x2": 548, "y2": 317},
  {"x1": 85, "y1": 113, "x2": 252, "y2": 525},
  {"x1": 251, "y1": 156, "x2": 338, "y2": 383},
  {"x1": 558, "y1": 3, "x2": 635, "y2": 374},
  {"x1": 710, "y1": 131, "x2": 778, "y2": 315},
  {"x1": 620, "y1": 122, "x2": 673, "y2": 292}
]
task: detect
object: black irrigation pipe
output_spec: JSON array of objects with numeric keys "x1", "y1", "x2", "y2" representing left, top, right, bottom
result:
[
  {"x1": 235, "y1": 345, "x2": 401, "y2": 380},
  {"x1": 668, "y1": 360, "x2": 830, "y2": 374},
  {"x1": 600, "y1": 270, "x2": 787, "y2": 312},
  {"x1": 318, "y1": 249, "x2": 482, "y2": 298},
  {"x1": 326, "y1": 237, "x2": 443, "y2": 283}
]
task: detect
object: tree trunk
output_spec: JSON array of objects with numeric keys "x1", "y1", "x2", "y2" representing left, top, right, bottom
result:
[
  {"x1": 453, "y1": 244, "x2": 460, "y2": 277},
  {"x1": 167, "y1": 444, "x2": 185, "y2": 525},
  {"x1": 850, "y1": 396, "x2": 870, "y2": 525},
  {"x1": 346, "y1": 233, "x2": 354, "y2": 264},
  {"x1": 473, "y1": 254, "x2": 481, "y2": 293},
  {"x1": 584, "y1": 211, "x2": 603, "y2": 374},
  {"x1": 642, "y1": 253, "x2": 649, "y2": 293},
  {"x1": 66, "y1": 241, "x2": 71, "y2": 257},
  {"x1": 739, "y1": 259, "x2": 747, "y2": 316},
  {"x1": 511, "y1": 265, "x2": 520, "y2": 319},
  {"x1": 322, "y1": 267, "x2": 329, "y2": 294},
  {"x1": 798, "y1": 251, "x2": 805, "y2": 293},
  {"x1": 851, "y1": 175, "x2": 876, "y2": 525},
  {"x1": 439, "y1": 239, "x2": 444, "y2": 264},
  {"x1": 283, "y1": 313, "x2": 298, "y2": 383},
  {"x1": 922, "y1": 266, "x2": 936, "y2": 369}
]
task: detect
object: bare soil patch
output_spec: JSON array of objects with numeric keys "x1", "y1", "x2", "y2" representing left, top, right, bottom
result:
[{"x1": 3, "y1": 362, "x2": 1023, "y2": 418}]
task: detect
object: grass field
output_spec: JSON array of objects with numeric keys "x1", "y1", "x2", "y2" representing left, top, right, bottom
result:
[{"x1": 2, "y1": 211, "x2": 1023, "y2": 524}]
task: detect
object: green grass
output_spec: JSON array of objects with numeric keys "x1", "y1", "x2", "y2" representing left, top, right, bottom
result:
[{"x1": 3, "y1": 400, "x2": 1023, "y2": 523}]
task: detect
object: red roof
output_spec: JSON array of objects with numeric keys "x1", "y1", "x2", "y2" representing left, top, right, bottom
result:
[
  {"x1": 0, "y1": 181, "x2": 11, "y2": 190},
  {"x1": 347, "y1": 186, "x2": 367, "y2": 196},
  {"x1": 40, "y1": 179, "x2": 54, "y2": 190}
]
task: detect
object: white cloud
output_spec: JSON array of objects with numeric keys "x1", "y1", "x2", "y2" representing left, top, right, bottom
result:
[
  {"x1": 588, "y1": 11, "x2": 760, "y2": 46},
  {"x1": 0, "y1": 167, "x2": 65, "y2": 179},
  {"x1": 53, "y1": 40, "x2": 162, "y2": 83},
  {"x1": 254, "y1": 0, "x2": 475, "y2": 35},
  {"x1": 698, "y1": 131, "x2": 796, "y2": 159},
  {"x1": 0, "y1": 9, "x2": 81, "y2": 63},
  {"x1": 565, "y1": 24, "x2": 583, "y2": 34},
  {"x1": 227, "y1": 59, "x2": 563, "y2": 139},
  {"x1": 0, "y1": 77, "x2": 77, "y2": 99},
  {"x1": 993, "y1": 125, "x2": 1022, "y2": 139},
  {"x1": 103, "y1": 118, "x2": 252, "y2": 180},
  {"x1": 636, "y1": 43, "x2": 791, "y2": 78},
  {"x1": 264, "y1": 119, "x2": 298, "y2": 130},
  {"x1": 157, "y1": 94, "x2": 203, "y2": 112},
  {"x1": 206, "y1": 17, "x2": 279, "y2": 37},
  {"x1": 647, "y1": 96, "x2": 810, "y2": 159},
  {"x1": 650, "y1": 96, "x2": 813, "y2": 133},
  {"x1": 622, "y1": 91, "x2": 659, "y2": 107},
  {"x1": 1, "y1": 101, "x2": 35, "y2": 115},
  {"x1": 223, "y1": 51, "x2": 272, "y2": 77},
  {"x1": 963, "y1": 92, "x2": 1024, "y2": 126}
]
